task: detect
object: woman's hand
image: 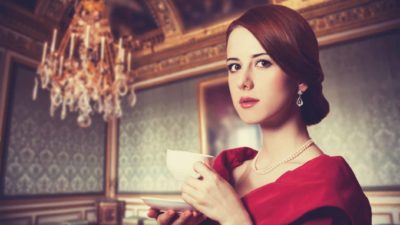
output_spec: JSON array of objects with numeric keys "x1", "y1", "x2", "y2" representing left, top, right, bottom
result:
[
  {"x1": 181, "y1": 162, "x2": 252, "y2": 225},
  {"x1": 147, "y1": 208, "x2": 206, "y2": 225}
]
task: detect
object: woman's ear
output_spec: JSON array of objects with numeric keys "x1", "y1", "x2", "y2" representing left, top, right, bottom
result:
[{"x1": 298, "y1": 83, "x2": 308, "y2": 93}]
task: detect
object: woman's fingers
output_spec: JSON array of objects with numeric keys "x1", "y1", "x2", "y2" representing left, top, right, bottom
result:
[
  {"x1": 156, "y1": 210, "x2": 178, "y2": 225},
  {"x1": 147, "y1": 208, "x2": 161, "y2": 218},
  {"x1": 182, "y1": 176, "x2": 201, "y2": 194},
  {"x1": 171, "y1": 210, "x2": 192, "y2": 225},
  {"x1": 182, "y1": 189, "x2": 206, "y2": 212},
  {"x1": 148, "y1": 208, "x2": 206, "y2": 225},
  {"x1": 147, "y1": 208, "x2": 206, "y2": 225}
]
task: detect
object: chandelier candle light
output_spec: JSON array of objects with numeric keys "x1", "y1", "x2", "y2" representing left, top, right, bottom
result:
[{"x1": 35, "y1": 0, "x2": 137, "y2": 128}]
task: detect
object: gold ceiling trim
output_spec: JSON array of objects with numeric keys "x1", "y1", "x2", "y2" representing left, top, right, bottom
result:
[
  {"x1": 146, "y1": 0, "x2": 183, "y2": 37},
  {"x1": 35, "y1": 0, "x2": 70, "y2": 24},
  {"x1": 272, "y1": 0, "x2": 333, "y2": 11},
  {"x1": 0, "y1": 2, "x2": 52, "y2": 41},
  {"x1": 133, "y1": 0, "x2": 400, "y2": 88}
]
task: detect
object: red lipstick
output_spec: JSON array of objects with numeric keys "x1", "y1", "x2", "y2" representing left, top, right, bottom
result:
[{"x1": 239, "y1": 97, "x2": 259, "y2": 109}]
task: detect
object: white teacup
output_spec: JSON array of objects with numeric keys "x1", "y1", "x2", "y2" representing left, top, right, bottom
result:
[{"x1": 166, "y1": 149, "x2": 214, "y2": 181}]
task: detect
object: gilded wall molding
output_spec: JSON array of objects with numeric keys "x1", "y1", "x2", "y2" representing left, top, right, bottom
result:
[
  {"x1": 133, "y1": 0, "x2": 400, "y2": 88},
  {"x1": 134, "y1": 42, "x2": 226, "y2": 82},
  {"x1": 307, "y1": 0, "x2": 400, "y2": 36},
  {"x1": 0, "y1": 26, "x2": 42, "y2": 60}
]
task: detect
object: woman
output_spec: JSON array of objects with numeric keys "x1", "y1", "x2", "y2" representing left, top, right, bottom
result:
[{"x1": 148, "y1": 4, "x2": 372, "y2": 225}]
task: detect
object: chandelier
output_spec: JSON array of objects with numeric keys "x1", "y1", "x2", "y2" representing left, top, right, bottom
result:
[{"x1": 35, "y1": 0, "x2": 137, "y2": 128}]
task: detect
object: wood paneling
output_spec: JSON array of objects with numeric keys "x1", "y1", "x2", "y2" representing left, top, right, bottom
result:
[{"x1": 35, "y1": 211, "x2": 82, "y2": 225}]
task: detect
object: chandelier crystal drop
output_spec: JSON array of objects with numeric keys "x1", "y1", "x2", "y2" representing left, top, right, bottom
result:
[{"x1": 35, "y1": 0, "x2": 137, "y2": 128}]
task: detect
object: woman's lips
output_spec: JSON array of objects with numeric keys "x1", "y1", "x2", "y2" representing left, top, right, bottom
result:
[{"x1": 239, "y1": 97, "x2": 259, "y2": 109}]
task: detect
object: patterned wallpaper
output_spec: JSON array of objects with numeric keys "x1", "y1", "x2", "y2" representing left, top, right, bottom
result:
[
  {"x1": 118, "y1": 30, "x2": 400, "y2": 193},
  {"x1": 118, "y1": 73, "x2": 219, "y2": 193},
  {"x1": 309, "y1": 30, "x2": 400, "y2": 189},
  {"x1": 2, "y1": 63, "x2": 106, "y2": 196}
]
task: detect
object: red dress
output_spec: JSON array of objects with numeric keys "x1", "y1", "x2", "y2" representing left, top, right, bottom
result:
[{"x1": 201, "y1": 147, "x2": 371, "y2": 225}]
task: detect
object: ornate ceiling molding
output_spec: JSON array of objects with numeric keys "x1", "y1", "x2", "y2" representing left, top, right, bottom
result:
[
  {"x1": 305, "y1": 0, "x2": 400, "y2": 36},
  {"x1": 132, "y1": 0, "x2": 400, "y2": 88},
  {"x1": 0, "y1": 2, "x2": 52, "y2": 41},
  {"x1": 146, "y1": 0, "x2": 183, "y2": 37},
  {"x1": 132, "y1": 19, "x2": 230, "y2": 58},
  {"x1": 272, "y1": 0, "x2": 333, "y2": 11},
  {"x1": 35, "y1": 0, "x2": 70, "y2": 24}
]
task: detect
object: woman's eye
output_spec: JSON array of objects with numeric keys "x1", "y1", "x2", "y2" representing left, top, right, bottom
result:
[
  {"x1": 227, "y1": 63, "x2": 241, "y2": 72},
  {"x1": 255, "y1": 59, "x2": 272, "y2": 68}
]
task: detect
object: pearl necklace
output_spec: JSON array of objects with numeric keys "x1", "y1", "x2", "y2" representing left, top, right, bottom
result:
[{"x1": 251, "y1": 139, "x2": 314, "y2": 175}]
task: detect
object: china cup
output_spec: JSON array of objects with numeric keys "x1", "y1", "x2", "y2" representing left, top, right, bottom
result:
[{"x1": 166, "y1": 149, "x2": 214, "y2": 181}]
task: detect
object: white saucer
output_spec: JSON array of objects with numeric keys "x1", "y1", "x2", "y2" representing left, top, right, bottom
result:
[{"x1": 141, "y1": 197, "x2": 194, "y2": 211}]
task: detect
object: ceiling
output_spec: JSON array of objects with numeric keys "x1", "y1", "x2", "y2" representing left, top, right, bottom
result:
[
  {"x1": 3, "y1": 0, "x2": 270, "y2": 40},
  {"x1": 170, "y1": 0, "x2": 266, "y2": 30},
  {"x1": 2, "y1": 0, "x2": 399, "y2": 87}
]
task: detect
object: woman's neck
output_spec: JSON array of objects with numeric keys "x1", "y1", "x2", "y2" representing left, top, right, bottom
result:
[{"x1": 258, "y1": 112, "x2": 310, "y2": 165}]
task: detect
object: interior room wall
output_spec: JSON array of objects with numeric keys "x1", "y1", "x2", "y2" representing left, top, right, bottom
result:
[
  {"x1": 310, "y1": 29, "x2": 400, "y2": 189},
  {"x1": 1, "y1": 62, "x2": 106, "y2": 196},
  {"x1": 118, "y1": 70, "x2": 223, "y2": 194},
  {"x1": 0, "y1": 53, "x2": 105, "y2": 225},
  {"x1": 118, "y1": 30, "x2": 400, "y2": 224}
]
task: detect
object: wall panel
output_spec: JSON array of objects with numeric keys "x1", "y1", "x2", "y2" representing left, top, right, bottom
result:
[{"x1": 1, "y1": 57, "x2": 106, "y2": 197}]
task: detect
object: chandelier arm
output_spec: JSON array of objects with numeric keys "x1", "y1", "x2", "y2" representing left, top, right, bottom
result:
[{"x1": 105, "y1": 39, "x2": 116, "y2": 83}]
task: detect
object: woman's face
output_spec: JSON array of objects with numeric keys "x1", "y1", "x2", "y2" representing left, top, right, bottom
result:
[{"x1": 226, "y1": 26, "x2": 298, "y2": 126}]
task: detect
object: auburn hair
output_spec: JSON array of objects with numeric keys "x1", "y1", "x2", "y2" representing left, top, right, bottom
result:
[{"x1": 226, "y1": 5, "x2": 329, "y2": 125}]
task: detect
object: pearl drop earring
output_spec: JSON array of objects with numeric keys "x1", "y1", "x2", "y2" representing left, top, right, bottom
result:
[{"x1": 297, "y1": 90, "x2": 303, "y2": 107}]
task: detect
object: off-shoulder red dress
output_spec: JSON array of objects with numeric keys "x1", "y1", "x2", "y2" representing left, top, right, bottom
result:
[{"x1": 201, "y1": 147, "x2": 371, "y2": 225}]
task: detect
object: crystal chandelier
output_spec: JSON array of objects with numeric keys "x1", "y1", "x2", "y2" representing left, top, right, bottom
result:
[{"x1": 35, "y1": 0, "x2": 137, "y2": 128}]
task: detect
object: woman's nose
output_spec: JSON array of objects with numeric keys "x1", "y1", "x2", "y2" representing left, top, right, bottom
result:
[{"x1": 238, "y1": 67, "x2": 254, "y2": 90}]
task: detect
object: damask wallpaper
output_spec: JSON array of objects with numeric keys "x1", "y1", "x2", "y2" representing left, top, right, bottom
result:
[
  {"x1": 2, "y1": 63, "x2": 106, "y2": 196},
  {"x1": 118, "y1": 30, "x2": 400, "y2": 193},
  {"x1": 309, "y1": 30, "x2": 400, "y2": 189},
  {"x1": 118, "y1": 72, "x2": 220, "y2": 193}
]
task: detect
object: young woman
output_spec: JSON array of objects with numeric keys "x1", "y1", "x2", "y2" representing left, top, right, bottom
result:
[{"x1": 148, "y1": 5, "x2": 371, "y2": 225}]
